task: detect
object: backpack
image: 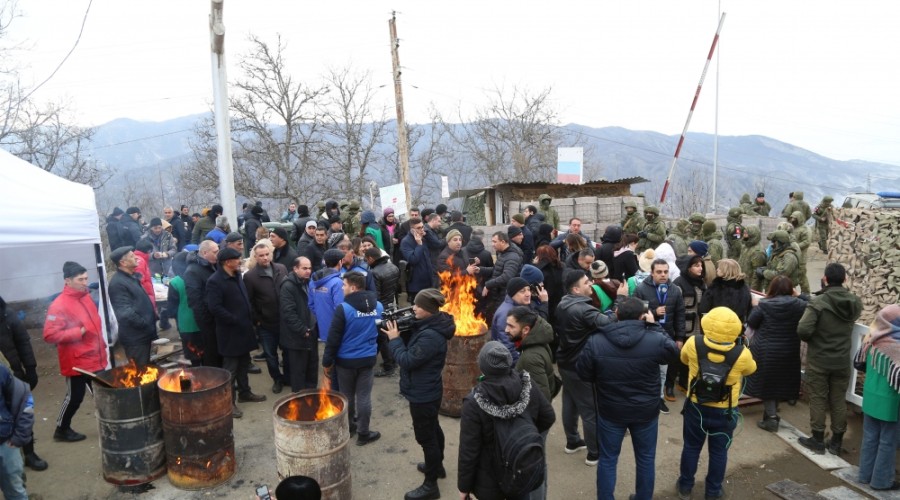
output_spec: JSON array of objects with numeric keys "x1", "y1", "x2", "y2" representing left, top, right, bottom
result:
[
  {"x1": 491, "y1": 410, "x2": 545, "y2": 497},
  {"x1": 689, "y1": 340, "x2": 743, "y2": 407}
]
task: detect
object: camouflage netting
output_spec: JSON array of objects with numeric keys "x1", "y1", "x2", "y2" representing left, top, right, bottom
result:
[
  {"x1": 463, "y1": 192, "x2": 487, "y2": 226},
  {"x1": 830, "y1": 208, "x2": 900, "y2": 324}
]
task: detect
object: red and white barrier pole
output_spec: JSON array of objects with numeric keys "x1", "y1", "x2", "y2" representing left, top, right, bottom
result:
[{"x1": 659, "y1": 12, "x2": 727, "y2": 205}]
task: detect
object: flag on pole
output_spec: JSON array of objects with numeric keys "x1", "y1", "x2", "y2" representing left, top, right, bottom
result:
[{"x1": 557, "y1": 147, "x2": 583, "y2": 184}]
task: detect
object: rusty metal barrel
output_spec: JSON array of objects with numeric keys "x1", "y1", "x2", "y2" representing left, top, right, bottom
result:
[
  {"x1": 440, "y1": 330, "x2": 488, "y2": 417},
  {"x1": 157, "y1": 366, "x2": 235, "y2": 489},
  {"x1": 94, "y1": 368, "x2": 167, "y2": 485},
  {"x1": 273, "y1": 389, "x2": 351, "y2": 499}
]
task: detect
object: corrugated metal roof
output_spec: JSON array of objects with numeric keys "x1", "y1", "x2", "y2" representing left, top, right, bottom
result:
[{"x1": 449, "y1": 177, "x2": 649, "y2": 199}]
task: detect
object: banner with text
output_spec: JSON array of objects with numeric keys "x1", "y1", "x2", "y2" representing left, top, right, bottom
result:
[
  {"x1": 557, "y1": 147, "x2": 583, "y2": 184},
  {"x1": 379, "y1": 182, "x2": 408, "y2": 217}
]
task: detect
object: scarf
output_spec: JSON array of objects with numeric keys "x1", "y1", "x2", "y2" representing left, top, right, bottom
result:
[{"x1": 855, "y1": 305, "x2": 900, "y2": 392}]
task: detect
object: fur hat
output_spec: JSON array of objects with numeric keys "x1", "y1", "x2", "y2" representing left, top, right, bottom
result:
[
  {"x1": 414, "y1": 288, "x2": 445, "y2": 314},
  {"x1": 506, "y1": 277, "x2": 529, "y2": 297},
  {"x1": 478, "y1": 341, "x2": 513, "y2": 377}
]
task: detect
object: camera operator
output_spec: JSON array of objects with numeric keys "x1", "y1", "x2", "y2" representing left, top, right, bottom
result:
[{"x1": 382, "y1": 288, "x2": 456, "y2": 500}]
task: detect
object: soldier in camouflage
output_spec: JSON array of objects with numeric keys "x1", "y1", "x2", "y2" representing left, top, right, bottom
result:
[
  {"x1": 636, "y1": 206, "x2": 666, "y2": 253},
  {"x1": 342, "y1": 200, "x2": 361, "y2": 237},
  {"x1": 315, "y1": 201, "x2": 327, "y2": 220},
  {"x1": 537, "y1": 194, "x2": 560, "y2": 230},
  {"x1": 812, "y1": 196, "x2": 834, "y2": 253},
  {"x1": 739, "y1": 193, "x2": 755, "y2": 215},
  {"x1": 621, "y1": 200, "x2": 645, "y2": 235},
  {"x1": 780, "y1": 191, "x2": 812, "y2": 222},
  {"x1": 739, "y1": 225, "x2": 767, "y2": 292},
  {"x1": 789, "y1": 211, "x2": 812, "y2": 294},
  {"x1": 757, "y1": 230, "x2": 801, "y2": 291},
  {"x1": 724, "y1": 207, "x2": 745, "y2": 260},
  {"x1": 751, "y1": 192, "x2": 771, "y2": 216},
  {"x1": 701, "y1": 220, "x2": 725, "y2": 264},
  {"x1": 687, "y1": 212, "x2": 705, "y2": 240},
  {"x1": 669, "y1": 219, "x2": 690, "y2": 256}
]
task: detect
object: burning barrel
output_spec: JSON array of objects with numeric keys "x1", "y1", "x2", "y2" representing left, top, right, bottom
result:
[
  {"x1": 157, "y1": 367, "x2": 235, "y2": 489},
  {"x1": 437, "y1": 262, "x2": 490, "y2": 417},
  {"x1": 93, "y1": 362, "x2": 167, "y2": 485},
  {"x1": 273, "y1": 389, "x2": 351, "y2": 499}
]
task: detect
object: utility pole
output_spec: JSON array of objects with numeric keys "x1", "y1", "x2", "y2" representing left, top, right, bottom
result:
[
  {"x1": 209, "y1": 0, "x2": 237, "y2": 226},
  {"x1": 389, "y1": 12, "x2": 412, "y2": 211}
]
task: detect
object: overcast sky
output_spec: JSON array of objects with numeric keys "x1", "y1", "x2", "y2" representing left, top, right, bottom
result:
[{"x1": 7, "y1": 0, "x2": 900, "y2": 165}]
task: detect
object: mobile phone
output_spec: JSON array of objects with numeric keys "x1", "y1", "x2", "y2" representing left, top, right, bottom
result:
[
  {"x1": 468, "y1": 258, "x2": 476, "y2": 265},
  {"x1": 256, "y1": 485, "x2": 271, "y2": 500},
  {"x1": 641, "y1": 300, "x2": 650, "y2": 313}
]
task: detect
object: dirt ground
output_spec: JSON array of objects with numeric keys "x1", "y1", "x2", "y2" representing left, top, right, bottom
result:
[{"x1": 21, "y1": 252, "x2": 883, "y2": 500}]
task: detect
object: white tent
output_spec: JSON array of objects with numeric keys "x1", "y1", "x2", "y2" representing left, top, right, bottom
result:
[{"x1": 0, "y1": 148, "x2": 114, "y2": 348}]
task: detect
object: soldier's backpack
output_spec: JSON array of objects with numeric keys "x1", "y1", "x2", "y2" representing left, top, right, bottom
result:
[
  {"x1": 689, "y1": 339, "x2": 744, "y2": 407},
  {"x1": 490, "y1": 410, "x2": 545, "y2": 497}
]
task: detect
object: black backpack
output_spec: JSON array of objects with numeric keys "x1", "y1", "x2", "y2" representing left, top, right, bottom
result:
[
  {"x1": 491, "y1": 411, "x2": 545, "y2": 497},
  {"x1": 689, "y1": 340, "x2": 743, "y2": 407}
]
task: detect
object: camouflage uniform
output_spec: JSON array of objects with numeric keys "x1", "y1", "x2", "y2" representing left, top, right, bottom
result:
[
  {"x1": 752, "y1": 193, "x2": 771, "y2": 216},
  {"x1": 315, "y1": 201, "x2": 327, "y2": 220},
  {"x1": 812, "y1": 196, "x2": 833, "y2": 253},
  {"x1": 537, "y1": 194, "x2": 560, "y2": 230},
  {"x1": 701, "y1": 220, "x2": 725, "y2": 264},
  {"x1": 637, "y1": 206, "x2": 666, "y2": 253},
  {"x1": 790, "y1": 210, "x2": 811, "y2": 294},
  {"x1": 759, "y1": 230, "x2": 801, "y2": 291},
  {"x1": 621, "y1": 200, "x2": 646, "y2": 235},
  {"x1": 739, "y1": 193, "x2": 755, "y2": 215},
  {"x1": 724, "y1": 207, "x2": 745, "y2": 260},
  {"x1": 738, "y1": 226, "x2": 767, "y2": 292},
  {"x1": 780, "y1": 191, "x2": 812, "y2": 222},
  {"x1": 342, "y1": 201, "x2": 361, "y2": 237},
  {"x1": 687, "y1": 212, "x2": 705, "y2": 241},
  {"x1": 669, "y1": 219, "x2": 690, "y2": 256}
]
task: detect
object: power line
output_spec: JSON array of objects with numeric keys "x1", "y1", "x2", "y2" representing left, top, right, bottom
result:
[
  {"x1": 21, "y1": 0, "x2": 93, "y2": 102},
  {"x1": 88, "y1": 128, "x2": 194, "y2": 151}
]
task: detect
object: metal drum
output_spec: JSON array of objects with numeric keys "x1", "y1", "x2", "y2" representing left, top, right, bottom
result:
[{"x1": 440, "y1": 330, "x2": 487, "y2": 417}]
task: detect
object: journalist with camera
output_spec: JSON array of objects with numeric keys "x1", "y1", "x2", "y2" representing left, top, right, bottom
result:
[{"x1": 382, "y1": 288, "x2": 456, "y2": 500}]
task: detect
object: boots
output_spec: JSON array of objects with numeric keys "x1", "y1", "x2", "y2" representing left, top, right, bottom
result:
[
  {"x1": 404, "y1": 479, "x2": 440, "y2": 500},
  {"x1": 798, "y1": 430, "x2": 826, "y2": 454},
  {"x1": 756, "y1": 415, "x2": 780, "y2": 433},
  {"x1": 826, "y1": 432, "x2": 843, "y2": 456}
]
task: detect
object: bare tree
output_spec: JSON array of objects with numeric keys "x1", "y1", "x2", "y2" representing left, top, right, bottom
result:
[{"x1": 446, "y1": 85, "x2": 563, "y2": 185}]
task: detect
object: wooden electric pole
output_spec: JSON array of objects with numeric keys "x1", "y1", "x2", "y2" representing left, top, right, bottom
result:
[
  {"x1": 388, "y1": 12, "x2": 412, "y2": 211},
  {"x1": 209, "y1": 0, "x2": 237, "y2": 227}
]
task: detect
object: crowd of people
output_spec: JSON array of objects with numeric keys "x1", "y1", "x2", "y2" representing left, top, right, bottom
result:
[{"x1": 1, "y1": 188, "x2": 884, "y2": 499}]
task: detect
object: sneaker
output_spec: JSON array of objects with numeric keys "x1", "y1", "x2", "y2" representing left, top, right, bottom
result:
[
  {"x1": 232, "y1": 404, "x2": 243, "y2": 419},
  {"x1": 247, "y1": 364, "x2": 262, "y2": 374},
  {"x1": 565, "y1": 438, "x2": 587, "y2": 454},
  {"x1": 272, "y1": 380, "x2": 284, "y2": 394},
  {"x1": 357, "y1": 430, "x2": 381, "y2": 446},
  {"x1": 660, "y1": 399, "x2": 670, "y2": 415},
  {"x1": 238, "y1": 391, "x2": 267, "y2": 403},
  {"x1": 676, "y1": 481, "x2": 692, "y2": 499},
  {"x1": 25, "y1": 452, "x2": 48, "y2": 471},
  {"x1": 252, "y1": 353, "x2": 267, "y2": 361},
  {"x1": 53, "y1": 427, "x2": 86, "y2": 442},
  {"x1": 416, "y1": 462, "x2": 447, "y2": 479},
  {"x1": 585, "y1": 452, "x2": 599, "y2": 466},
  {"x1": 375, "y1": 367, "x2": 397, "y2": 377},
  {"x1": 664, "y1": 386, "x2": 676, "y2": 402}
]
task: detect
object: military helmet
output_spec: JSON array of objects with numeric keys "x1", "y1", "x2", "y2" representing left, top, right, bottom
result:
[
  {"x1": 688, "y1": 212, "x2": 705, "y2": 224},
  {"x1": 644, "y1": 206, "x2": 660, "y2": 216},
  {"x1": 348, "y1": 200, "x2": 361, "y2": 211},
  {"x1": 315, "y1": 201, "x2": 326, "y2": 210},
  {"x1": 538, "y1": 194, "x2": 552, "y2": 203},
  {"x1": 624, "y1": 200, "x2": 637, "y2": 210},
  {"x1": 728, "y1": 207, "x2": 743, "y2": 218},
  {"x1": 776, "y1": 221, "x2": 793, "y2": 233},
  {"x1": 769, "y1": 230, "x2": 791, "y2": 244},
  {"x1": 823, "y1": 196, "x2": 834, "y2": 204},
  {"x1": 701, "y1": 220, "x2": 717, "y2": 234},
  {"x1": 339, "y1": 200, "x2": 350, "y2": 210}
]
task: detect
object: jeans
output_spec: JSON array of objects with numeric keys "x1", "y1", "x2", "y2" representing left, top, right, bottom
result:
[
  {"x1": 258, "y1": 327, "x2": 289, "y2": 384},
  {"x1": 805, "y1": 363, "x2": 851, "y2": 434},
  {"x1": 858, "y1": 414, "x2": 899, "y2": 489},
  {"x1": 286, "y1": 348, "x2": 318, "y2": 392},
  {"x1": 0, "y1": 442, "x2": 27, "y2": 500},
  {"x1": 222, "y1": 353, "x2": 252, "y2": 398},
  {"x1": 336, "y1": 366, "x2": 374, "y2": 435},
  {"x1": 596, "y1": 416, "x2": 658, "y2": 500},
  {"x1": 678, "y1": 401, "x2": 738, "y2": 498},
  {"x1": 409, "y1": 399, "x2": 445, "y2": 482},
  {"x1": 560, "y1": 368, "x2": 598, "y2": 454},
  {"x1": 123, "y1": 343, "x2": 152, "y2": 366},
  {"x1": 56, "y1": 375, "x2": 93, "y2": 430}
]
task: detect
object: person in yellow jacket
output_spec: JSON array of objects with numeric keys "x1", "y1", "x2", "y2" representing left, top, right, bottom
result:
[{"x1": 676, "y1": 307, "x2": 756, "y2": 500}]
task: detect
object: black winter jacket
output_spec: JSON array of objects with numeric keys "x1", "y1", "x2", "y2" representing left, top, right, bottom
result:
[
  {"x1": 577, "y1": 320, "x2": 678, "y2": 423},
  {"x1": 206, "y1": 268, "x2": 256, "y2": 357},
  {"x1": 633, "y1": 276, "x2": 686, "y2": 341},
  {"x1": 481, "y1": 245, "x2": 523, "y2": 292},
  {"x1": 698, "y1": 277, "x2": 752, "y2": 327},
  {"x1": 390, "y1": 312, "x2": 456, "y2": 404},
  {"x1": 278, "y1": 273, "x2": 317, "y2": 350},
  {"x1": 183, "y1": 259, "x2": 216, "y2": 333},
  {"x1": 554, "y1": 294, "x2": 615, "y2": 370},
  {"x1": 0, "y1": 297, "x2": 37, "y2": 379},
  {"x1": 273, "y1": 245, "x2": 298, "y2": 271},
  {"x1": 369, "y1": 255, "x2": 400, "y2": 308},
  {"x1": 596, "y1": 225, "x2": 623, "y2": 271},
  {"x1": 535, "y1": 259, "x2": 564, "y2": 324},
  {"x1": 244, "y1": 263, "x2": 288, "y2": 331},
  {"x1": 109, "y1": 270, "x2": 158, "y2": 346},
  {"x1": 106, "y1": 215, "x2": 129, "y2": 250},
  {"x1": 120, "y1": 217, "x2": 144, "y2": 247},
  {"x1": 745, "y1": 294, "x2": 808, "y2": 400},
  {"x1": 457, "y1": 371, "x2": 555, "y2": 500}
]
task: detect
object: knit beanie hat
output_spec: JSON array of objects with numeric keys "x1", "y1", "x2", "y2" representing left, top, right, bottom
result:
[
  {"x1": 111, "y1": 207, "x2": 124, "y2": 217},
  {"x1": 271, "y1": 227, "x2": 289, "y2": 241},
  {"x1": 63, "y1": 261, "x2": 87, "y2": 279},
  {"x1": 511, "y1": 214, "x2": 525, "y2": 224},
  {"x1": 506, "y1": 277, "x2": 529, "y2": 297},
  {"x1": 383, "y1": 207, "x2": 395, "y2": 217},
  {"x1": 414, "y1": 288, "x2": 445, "y2": 314},
  {"x1": 327, "y1": 232, "x2": 345, "y2": 249},
  {"x1": 126, "y1": 207, "x2": 141, "y2": 215},
  {"x1": 446, "y1": 229, "x2": 462, "y2": 242},
  {"x1": 590, "y1": 260, "x2": 608, "y2": 279},
  {"x1": 478, "y1": 341, "x2": 513, "y2": 377},
  {"x1": 688, "y1": 240, "x2": 709, "y2": 257},
  {"x1": 519, "y1": 264, "x2": 543, "y2": 285},
  {"x1": 360, "y1": 210, "x2": 377, "y2": 225},
  {"x1": 508, "y1": 226, "x2": 522, "y2": 238}
]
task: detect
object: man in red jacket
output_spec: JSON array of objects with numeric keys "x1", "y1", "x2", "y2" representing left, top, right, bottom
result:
[{"x1": 43, "y1": 261, "x2": 109, "y2": 443}]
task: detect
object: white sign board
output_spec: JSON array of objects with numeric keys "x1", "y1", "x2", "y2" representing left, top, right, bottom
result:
[
  {"x1": 441, "y1": 176, "x2": 450, "y2": 199},
  {"x1": 379, "y1": 182, "x2": 408, "y2": 217}
]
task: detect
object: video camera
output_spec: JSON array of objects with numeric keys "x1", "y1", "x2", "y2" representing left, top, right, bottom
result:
[{"x1": 376, "y1": 305, "x2": 416, "y2": 342}]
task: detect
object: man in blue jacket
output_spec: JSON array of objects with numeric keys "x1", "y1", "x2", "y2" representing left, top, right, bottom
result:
[
  {"x1": 323, "y1": 271, "x2": 383, "y2": 447},
  {"x1": 0, "y1": 363, "x2": 35, "y2": 499},
  {"x1": 401, "y1": 217, "x2": 443, "y2": 303},
  {"x1": 309, "y1": 249, "x2": 346, "y2": 342},
  {"x1": 577, "y1": 297, "x2": 677, "y2": 500}
]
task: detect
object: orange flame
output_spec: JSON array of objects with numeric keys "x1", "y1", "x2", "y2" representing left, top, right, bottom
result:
[
  {"x1": 114, "y1": 359, "x2": 160, "y2": 388},
  {"x1": 438, "y1": 257, "x2": 487, "y2": 336},
  {"x1": 315, "y1": 377, "x2": 340, "y2": 420},
  {"x1": 281, "y1": 386, "x2": 342, "y2": 421},
  {"x1": 158, "y1": 368, "x2": 191, "y2": 392}
]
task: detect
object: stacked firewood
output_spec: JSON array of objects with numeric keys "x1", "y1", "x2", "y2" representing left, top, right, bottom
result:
[{"x1": 829, "y1": 208, "x2": 900, "y2": 324}]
